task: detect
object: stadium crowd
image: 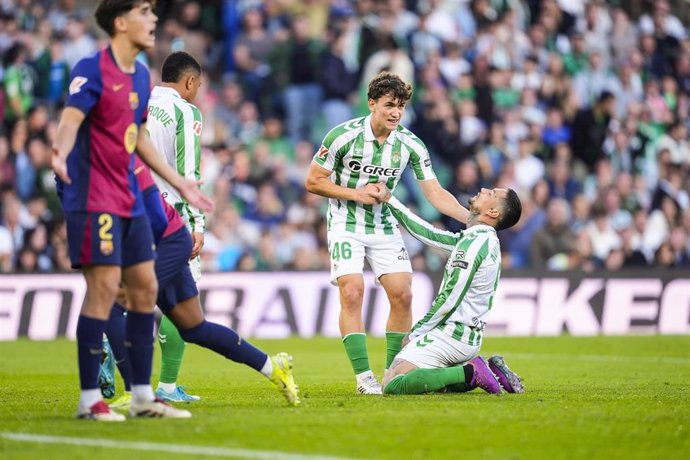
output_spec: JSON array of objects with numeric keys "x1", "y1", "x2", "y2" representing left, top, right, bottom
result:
[{"x1": 1, "y1": 0, "x2": 690, "y2": 274}]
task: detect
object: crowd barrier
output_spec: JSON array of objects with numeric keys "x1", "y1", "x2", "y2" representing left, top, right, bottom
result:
[{"x1": 1, "y1": 270, "x2": 688, "y2": 340}]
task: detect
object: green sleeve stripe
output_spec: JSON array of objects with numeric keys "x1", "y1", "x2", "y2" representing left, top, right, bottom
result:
[
  {"x1": 174, "y1": 105, "x2": 186, "y2": 177},
  {"x1": 387, "y1": 200, "x2": 457, "y2": 248},
  {"x1": 344, "y1": 135, "x2": 364, "y2": 232},
  {"x1": 191, "y1": 105, "x2": 202, "y2": 180},
  {"x1": 436, "y1": 239, "x2": 488, "y2": 327}
]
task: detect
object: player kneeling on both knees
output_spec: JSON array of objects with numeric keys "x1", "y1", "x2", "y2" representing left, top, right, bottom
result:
[{"x1": 367, "y1": 185, "x2": 524, "y2": 396}]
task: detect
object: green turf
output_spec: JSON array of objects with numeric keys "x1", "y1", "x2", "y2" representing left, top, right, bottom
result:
[{"x1": 1, "y1": 336, "x2": 688, "y2": 459}]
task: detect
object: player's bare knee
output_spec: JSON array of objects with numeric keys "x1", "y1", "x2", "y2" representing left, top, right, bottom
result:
[
  {"x1": 339, "y1": 285, "x2": 364, "y2": 311},
  {"x1": 388, "y1": 288, "x2": 413, "y2": 312},
  {"x1": 84, "y1": 272, "x2": 120, "y2": 304},
  {"x1": 125, "y1": 279, "x2": 158, "y2": 312}
]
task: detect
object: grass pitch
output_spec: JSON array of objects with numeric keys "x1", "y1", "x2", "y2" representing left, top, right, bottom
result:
[{"x1": 0, "y1": 335, "x2": 688, "y2": 459}]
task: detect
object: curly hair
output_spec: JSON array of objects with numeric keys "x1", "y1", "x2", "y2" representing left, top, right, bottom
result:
[{"x1": 367, "y1": 72, "x2": 413, "y2": 103}]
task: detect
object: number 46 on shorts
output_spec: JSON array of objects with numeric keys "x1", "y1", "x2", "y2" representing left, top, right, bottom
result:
[{"x1": 331, "y1": 241, "x2": 352, "y2": 261}]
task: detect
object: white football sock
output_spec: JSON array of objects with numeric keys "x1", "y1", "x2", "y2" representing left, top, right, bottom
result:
[
  {"x1": 260, "y1": 356, "x2": 273, "y2": 378},
  {"x1": 157, "y1": 382, "x2": 177, "y2": 393}
]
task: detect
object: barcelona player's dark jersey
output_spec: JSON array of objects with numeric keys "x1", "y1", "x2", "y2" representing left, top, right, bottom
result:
[{"x1": 58, "y1": 46, "x2": 150, "y2": 218}]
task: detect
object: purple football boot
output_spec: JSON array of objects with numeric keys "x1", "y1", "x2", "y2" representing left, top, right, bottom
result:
[
  {"x1": 488, "y1": 355, "x2": 524, "y2": 394},
  {"x1": 468, "y1": 356, "x2": 502, "y2": 394}
]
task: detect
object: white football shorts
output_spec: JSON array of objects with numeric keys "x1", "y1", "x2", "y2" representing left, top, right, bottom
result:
[
  {"x1": 395, "y1": 328, "x2": 480, "y2": 369},
  {"x1": 328, "y1": 230, "x2": 412, "y2": 286},
  {"x1": 189, "y1": 255, "x2": 201, "y2": 283}
]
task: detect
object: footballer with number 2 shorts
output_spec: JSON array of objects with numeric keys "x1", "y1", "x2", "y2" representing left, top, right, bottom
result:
[
  {"x1": 305, "y1": 72, "x2": 470, "y2": 394},
  {"x1": 51, "y1": 0, "x2": 212, "y2": 422}
]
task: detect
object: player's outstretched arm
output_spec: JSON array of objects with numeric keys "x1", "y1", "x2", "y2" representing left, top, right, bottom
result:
[
  {"x1": 136, "y1": 124, "x2": 213, "y2": 212},
  {"x1": 418, "y1": 178, "x2": 469, "y2": 224},
  {"x1": 51, "y1": 107, "x2": 86, "y2": 184},
  {"x1": 305, "y1": 161, "x2": 380, "y2": 205},
  {"x1": 375, "y1": 189, "x2": 458, "y2": 253}
]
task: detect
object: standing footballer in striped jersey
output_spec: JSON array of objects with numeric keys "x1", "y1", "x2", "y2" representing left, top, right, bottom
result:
[
  {"x1": 370, "y1": 186, "x2": 524, "y2": 395},
  {"x1": 145, "y1": 51, "x2": 205, "y2": 402},
  {"x1": 305, "y1": 72, "x2": 470, "y2": 394}
]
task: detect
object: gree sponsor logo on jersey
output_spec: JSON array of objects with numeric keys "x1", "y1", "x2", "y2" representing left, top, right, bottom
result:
[
  {"x1": 148, "y1": 105, "x2": 174, "y2": 127},
  {"x1": 347, "y1": 160, "x2": 401, "y2": 177},
  {"x1": 68, "y1": 76, "x2": 88, "y2": 95}
]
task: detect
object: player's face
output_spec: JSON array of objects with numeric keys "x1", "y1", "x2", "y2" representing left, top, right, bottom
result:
[
  {"x1": 123, "y1": 2, "x2": 158, "y2": 50},
  {"x1": 368, "y1": 94, "x2": 405, "y2": 135},
  {"x1": 468, "y1": 188, "x2": 507, "y2": 215}
]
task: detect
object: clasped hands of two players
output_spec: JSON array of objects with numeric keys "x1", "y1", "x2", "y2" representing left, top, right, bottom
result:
[{"x1": 359, "y1": 182, "x2": 392, "y2": 205}]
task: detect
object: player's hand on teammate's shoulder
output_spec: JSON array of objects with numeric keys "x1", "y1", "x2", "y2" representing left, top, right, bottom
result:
[
  {"x1": 51, "y1": 147, "x2": 71, "y2": 184},
  {"x1": 178, "y1": 179, "x2": 214, "y2": 212}
]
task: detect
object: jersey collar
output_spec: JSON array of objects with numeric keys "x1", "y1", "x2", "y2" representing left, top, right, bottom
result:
[
  {"x1": 465, "y1": 224, "x2": 496, "y2": 234},
  {"x1": 152, "y1": 85, "x2": 183, "y2": 100},
  {"x1": 364, "y1": 114, "x2": 398, "y2": 145}
]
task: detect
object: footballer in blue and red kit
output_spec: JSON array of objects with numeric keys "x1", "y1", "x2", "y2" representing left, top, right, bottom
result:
[
  {"x1": 58, "y1": 46, "x2": 154, "y2": 269},
  {"x1": 133, "y1": 156, "x2": 198, "y2": 311},
  {"x1": 106, "y1": 160, "x2": 301, "y2": 407}
]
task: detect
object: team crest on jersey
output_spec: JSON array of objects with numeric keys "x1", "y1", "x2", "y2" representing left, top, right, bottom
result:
[
  {"x1": 100, "y1": 240, "x2": 114, "y2": 256},
  {"x1": 69, "y1": 76, "x2": 88, "y2": 95},
  {"x1": 129, "y1": 92, "x2": 139, "y2": 110},
  {"x1": 317, "y1": 145, "x2": 329, "y2": 158},
  {"x1": 192, "y1": 120, "x2": 202, "y2": 136},
  {"x1": 124, "y1": 123, "x2": 138, "y2": 154},
  {"x1": 391, "y1": 151, "x2": 401, "y2": 163}
]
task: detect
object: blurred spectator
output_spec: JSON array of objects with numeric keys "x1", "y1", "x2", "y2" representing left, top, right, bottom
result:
[
  {"x1": 234, "y1": 6, "x2": 274, "y2": 112},
  {"x1": 319, "y1": 28, "x2": 357, "y2": 130},
  {"x1": 654, "y1": 120, "x2": 690, "y2": 167},
  {"x1": 542, "y1": 108, "x2": 571, "y2": 149},
  {"x1": 585, "y1": 202, "x2": 621, "y2": 263},
  {"x1": 2, "y1": 42, "x2": 35, "y2": 132},
  {"x1": 62, "y1": 13, "x2": 96, "y2": 69},
  {"x1": 530, "y1": 198, "x2": 574, "y2": 270},
  {"x1": 570, "y1": 91, "x2": 615, "y2": 172},
  {"x1": 269, "y1": 14, "x2": 324, "y2": 144},
  {"x1": 546, "y1": 158, "x2": 580, "y2": 203}
]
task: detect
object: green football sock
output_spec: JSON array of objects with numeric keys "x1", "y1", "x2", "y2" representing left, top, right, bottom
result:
[
  {"x1": 157, "y1": 315, "x2": 186, "y2": 385},
  {"x1": 342, "y1": 333, "x2": 370, "y2": 375},
  {"x1": 383, "y1": 366, "x2": 467, "y2": 395},
  {"x1": 385, "y1": 331, "x2": 407, "y2": 369}
]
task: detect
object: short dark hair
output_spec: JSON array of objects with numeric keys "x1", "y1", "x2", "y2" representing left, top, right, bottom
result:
[
  {"x1": 95, "y1": 0, "x2": 154, "y2": 37},
  {"x1": 496, "y1": 189, "x2": 522, "y2": 231},
  {"x1": 367, "y1": 72, "x2": 413, "y2": 103},
  {"x1": 161, "y1": 51, "x2": 201, "y2": 83}
]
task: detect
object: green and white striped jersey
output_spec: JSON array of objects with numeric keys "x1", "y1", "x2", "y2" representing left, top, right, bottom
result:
[
  {"x1": 146, "y1": 86, "x2": 205, "y2": 233},
  {"x1": 313, "y1": 115, "x2": 436, "y2": 235},
  {"x1": 386, "y1": 197, "x2": 502, "y2": 347}
]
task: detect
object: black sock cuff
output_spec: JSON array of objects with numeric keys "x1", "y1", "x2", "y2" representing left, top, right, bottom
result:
[{"x1": 463, "y1": 363, "x2": 474, "y2": 383}]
